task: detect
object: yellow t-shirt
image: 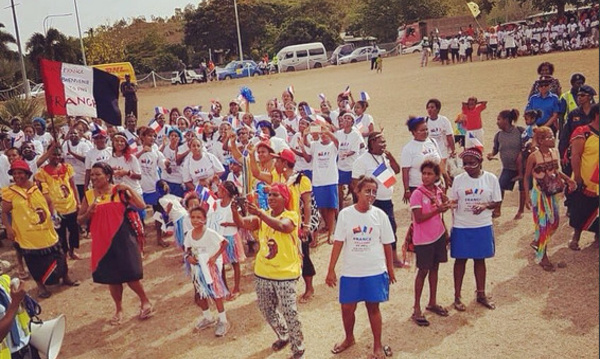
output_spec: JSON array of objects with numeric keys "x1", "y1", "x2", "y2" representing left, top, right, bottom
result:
[
  {"x1": 271, "y1": 171, "x2": 312, "y2": 214},
  {"x1": 580, "y1": 131, "x2": 599, "y2": 195},
  {"x1": 254, "y1": 210, "x2": 301, "y2": 280},
  {"x1": 1, "y1": 184, "x2": 58, "y2": 249},
  {"x1": 35, "y1": 164, "x2": 77, "y2": 215},
  {"x1": 84, "y1": 187, "x2": 122, "y2": 207}
]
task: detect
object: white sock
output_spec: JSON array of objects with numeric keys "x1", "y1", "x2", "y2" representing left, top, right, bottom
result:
[
  {"x1": 218, "y1": 312, "x2": 227, "y2": 323},
  {"x1": 203, "y1": 310, "x2": 213, "y2": 320}
]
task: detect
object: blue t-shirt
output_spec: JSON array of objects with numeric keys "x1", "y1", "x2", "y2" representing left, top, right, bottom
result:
[{"x1": 525, "y1": 93, "x2": 560, "y2": 126}]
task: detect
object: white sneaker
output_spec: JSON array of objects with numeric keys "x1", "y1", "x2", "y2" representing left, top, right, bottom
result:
[
  {"x1": 214, "y1": 320, "x2": 231, "y2": 337},
  {"x1": 195, "y1": 317, "x2": 216, "y2": 331}
]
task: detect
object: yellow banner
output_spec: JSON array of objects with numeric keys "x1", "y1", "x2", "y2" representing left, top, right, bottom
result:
[
  {"x1": 91, "y1": 62, "x2": 136, "y2": 82},
  {"x1": 467, "y1": 2, "x2": 481, "y2": 18}
]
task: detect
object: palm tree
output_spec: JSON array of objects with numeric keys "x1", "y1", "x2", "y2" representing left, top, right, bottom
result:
[
  {"x1": 25, "y1": 28, "x2": 80, "y2": 79},
  {"x1": 0, "y1": 23, "x2": 16, "y2": 59}
]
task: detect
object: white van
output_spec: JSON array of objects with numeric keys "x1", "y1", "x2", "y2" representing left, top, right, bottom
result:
[{"x1": 277, "y1": 42, "x2": 327, "y2": 72}]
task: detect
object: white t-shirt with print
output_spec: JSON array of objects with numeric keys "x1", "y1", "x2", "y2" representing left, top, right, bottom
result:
[
  {"x1": 138, "y1": 149, "x2": 166, "y2": 193},
  {"x1": 84, "y1": 147, "x2": 112, "y2": 170},
  {"x1": 354, "y1": 113, "x2": 374, "y2": 135},
  {"x1": 426, "y1": 115, "x2": 454, "y2": 159},
  {"x1": 184, "y1": 227, "x2": 225, "y2": 268},
  {"x1": 309, "y1": 141, "x2": 338, "y2": 186},
  {"x1": 290, "y1": 133, "x2": 312, "y2": 172},
  {"x1": 107, "y1": 155, "x2": 143, "y2": 194},
  {"x1": 334, "y1": 205, "x2": 394, "y2": 277},
  {"x1": 35, "y1": 132, "x2": 54, "y2": 150},
  {"x1": 181, "y1": 152, "x2": 224, "y2": 185},
  {"x1": 335, "y1": 129, "x2": 363, "y2": 171},
  {"x1": 207, "y1": 200, "x2": 237, "y2": 236},
  {"x1": 400, "y1": 138, "x2": 441, "y2": 187},
  {"x1": 160, "y1": 145, "x2": 184, "y2": 183},
  {"x1": 63, "y1": 141, "x2": 92, "y2": 185},
  {"x1": 450, "y1": 171, "x2": 502, "y2": 228}
]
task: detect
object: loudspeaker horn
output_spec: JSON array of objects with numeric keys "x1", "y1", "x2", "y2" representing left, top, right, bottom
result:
[{"x1": 30, "y1": 314, "x2": 66, "y2": 359}]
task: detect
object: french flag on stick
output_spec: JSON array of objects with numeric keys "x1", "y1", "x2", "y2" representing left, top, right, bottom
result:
[
  {"x1": 155, "y1": 106, "x2": 169, "y2": 115},
  {"x1": 360, "y1": 91, "x2": 370, "y2": 101},
  {"x1": 195, "y1": 185, "x2": 217, "y2": 211},
  {"x1": 127, "y1": 137, "x2": 138, "y2": 153},
  {"x1": 149, "y1": 120, "x2": 162, "y2": 133},
  {"x1": 302, "y1": 104, "x2": 313, "y2": 116},
  {"x1": 342, "y1": 85, "x2": 351, "y2": 96},
  {"x1": 40, "y1": 58, "x2": 122, "y2": 125},
  {"x1": 372, "y1": 163, "x2": 397, "y2": 188}
]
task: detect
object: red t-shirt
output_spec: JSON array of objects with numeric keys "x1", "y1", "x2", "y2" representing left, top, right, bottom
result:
[{"x1": 461, "y1": 103, "x2": 486, "y2": 130}]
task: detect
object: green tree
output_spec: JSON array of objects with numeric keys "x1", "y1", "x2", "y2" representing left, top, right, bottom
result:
[
  {"x1": 0, "y1": 23, "x2": 16, "y2": 59},
  {"x1": 274, "y1": 18, "x2": 340, "y2": 49},
  {"x1": 347, "y1": 0, "x2": 403, "y2": 42},
  {"x1": 25, "y1": 28, "x2": 80, "y2": 79},
  {"x1": 517, "y1": 0, "x2": 592, "y2": 18}
]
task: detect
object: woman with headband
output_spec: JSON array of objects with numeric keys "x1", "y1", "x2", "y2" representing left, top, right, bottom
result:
[{"x1": 449, "y1": 147, "x2": 501, "y2": 311}]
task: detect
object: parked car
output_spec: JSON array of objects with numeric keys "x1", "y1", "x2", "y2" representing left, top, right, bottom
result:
[
  {"x1": 329, "y1": 43, "x2": 355, "y2": 65},
  {"x1": 171, "y1": 69, "x2": 204, "y2": 84},
  {"x1": 401, "y1": 43, "x2": 423, "y2": 54},
  {"x1": 217, "y1": 60, "x2": 262, "y2": 80},
  {"x1": 18, "y1": 83, "x2": 44, "y2": 99},
  {"x1": 337, "y1": 46, "x2": 387, "y2": 65},
  {"x1": 277, "y1": 42, "x2": 327, "y2": 72}
]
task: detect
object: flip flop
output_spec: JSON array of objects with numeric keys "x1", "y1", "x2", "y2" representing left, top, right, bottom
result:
[
  {"x1": 38, "y1": 290, "x2": 51, "y2": 299},
  {"x1": 426, "y1": 304, "x2": 449, "y2": 317},
  {"x1": 383, "y1": 346, "x2": 393, "y2": 357},
  {"x1": 453, "y1": 300, "x2": 466, "y2": 312},
  {"x1": 540, "y1": 262, "x2": 556, "y2": 272},
  {"x1": 568, "y1": 240, "x2": 581, "y2": 251},
  {"x1": 63, "y1": 279, "x2": 81, "y2": 287},
  {"x1": 226, "y1": 292, "x2": 241, "y2": 301},
  {"x1": 271, "y1": 339, "x2": 289, "y2": 352},
  {"x1": 110, "y1": 313, "x2": 123, "y2": 326},
  {"x1": 476, "y1": 296, "x2": 496, "y2": 310},
  {"x1": 411, "y1": 314, "x2": 430, "y2": 327},
  {"x1": 139, "y1": 305, "x2": 155, "y2": 320},
  {"x1": 331, "y1": 340, "x2": 355, "y2": 354}
]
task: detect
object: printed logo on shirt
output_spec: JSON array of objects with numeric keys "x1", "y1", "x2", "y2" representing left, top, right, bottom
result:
[{"x1": 464, "y1": 188, "x2": 484, "y2": 195}]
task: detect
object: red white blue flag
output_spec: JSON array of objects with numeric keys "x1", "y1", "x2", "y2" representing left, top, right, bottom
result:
[
  {"x1": 39, "y1": 58, "x2": 122, "y2": 125},
  {"x1": 372, "y1": 163, "x2": 396, "y2": 188}
]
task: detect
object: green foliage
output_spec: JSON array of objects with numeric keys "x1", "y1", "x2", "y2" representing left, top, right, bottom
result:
[
  {"x1": 274, "y1": 18, "x2": 340, "y2": 50},
  {"x1": 0, "y1": 97, "x2": 44, "y2": 125},
  {"x1": 25, "y1": 28, "x2": 81, "y2": 80},
  {"x1": 516, "y1": 0, "x2": 592, "y2": 17}
]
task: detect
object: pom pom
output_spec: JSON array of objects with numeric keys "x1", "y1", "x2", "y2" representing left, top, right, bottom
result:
[{"x1": 240, "y1": 86, "x2": 256, "y2": 104}]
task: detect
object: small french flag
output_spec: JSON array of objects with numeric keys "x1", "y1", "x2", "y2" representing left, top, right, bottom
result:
[
  {"x1": 127, "y1": 137, "x2": 138, "y2": 153},
  {"x1": 342, "y1": 85, "x2": 351, "y2": 96},
  {"x1": 155, "y1": 106, "x2": 169, "y2": 115},
  {"x1": 318, "y1": 93, "x2": 327, "y2": 102},
  {"x1": 286, "y1": 85, "x2": 295, "y2": 96},
  {"x1": 195, "y1": 185, "x2": 217, "y2": 211},
  {"x1": 360, "y1": 91, "x2": 370, "y2": 101},
  {"x1": 372, "y1": 163, "x2": 397, "y2": 188},
  {"x1": 468, "y1": 132, "x2": 484, "y2": 151},
  {"x1": 302, "y1": 104, "x2": 313, "y2": 116},
  {"x1": 149, "y1": 120, "x2": 162, "y2": 133}
]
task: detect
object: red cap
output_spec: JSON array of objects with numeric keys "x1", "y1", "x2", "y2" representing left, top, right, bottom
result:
[
  {"x1": 273, "y1": 148, "x2": 296, "y2": 165},
  {"x1": 8, "y1": 159, "x2": 32, "y2": 175}
]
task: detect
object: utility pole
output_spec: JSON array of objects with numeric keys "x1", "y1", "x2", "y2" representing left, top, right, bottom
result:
[
  {"x1": 233, "y1": 0, "x2": 243, "y2": 61},
  {"x1": 73, "y1": 0, "x2": 87, "y2": 65},
  {"x1": 10, "y1": 0, "x2": 30, "y2": 98}
]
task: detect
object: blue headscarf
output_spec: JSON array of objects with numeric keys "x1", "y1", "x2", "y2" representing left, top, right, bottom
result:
[
  {"x1": 167, "y1": 127, "x2": 183, "y2": 145},
  {"x1": 32, "y1": 117, "x2": 46, "y2": 131}
]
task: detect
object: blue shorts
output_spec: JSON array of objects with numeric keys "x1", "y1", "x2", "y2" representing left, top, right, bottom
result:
[
  {"x1": 143, "y1": 191, "x2": 160, "y2": 206},
  {"x1": 166, "y1": 181, "x2": 185, "y2": 197},
  {"x1": 338, "y1": 170, "x2": 352, "y2": 185},
  {"x1": 450, "y1": 225, "x2": 495, "y2": 259},
  {"x1": 313, "y1": 184, "x2": 338, "y2": 209},
  {"x1": 339, "y1": 272, "x2": 390, "y2": 304}
]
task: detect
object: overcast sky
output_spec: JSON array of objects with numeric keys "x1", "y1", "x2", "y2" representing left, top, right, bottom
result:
[{"x1": 0, "y1": 0, "x2": 196, "y2": 50}]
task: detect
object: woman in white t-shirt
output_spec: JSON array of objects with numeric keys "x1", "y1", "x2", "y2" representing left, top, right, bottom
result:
[
  {"x1": 450, "y1": 147, "x2": 501, "y2": 312},
  {"x1": 63, "y1": 126, "x2": 92, "y2": 199},
  {"x1": 335, "y1": 112, "x2": 364, "y2": 209},
  {"x1": 289, "y1": 118, "x2": 313, "y2": 179},
  {"x1": 353, "y1": 100, "x2": 375, "y2": 138},
  {"x1": 160, "y1": 128, "x2": 186, "y2": 197},
  {"x1": 303, "y1": 125, "x2": 339, "y2": 244},
  {"x1": 400, "y1": 117, "x2": 442, "y2": 203},
  {"x1": 107, "y1": 133, "x2": 143, "y2": 194},
  {"x1": 137, "y1": 127, "x2": 168, "y2": 247},
  {"x1": 32, "y1": 117, "x2": 54, "y2": 151},
  {"x1": 182, "y1": 138, "x2": 225, "y2": 191},
  {"x1": 326, "y1": 176, "x2": 396, "y2": 359}
]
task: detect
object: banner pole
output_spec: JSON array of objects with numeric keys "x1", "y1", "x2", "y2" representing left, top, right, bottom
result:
[{"x1": 152, "y1": 71, "x2": 156, "y2": 88}]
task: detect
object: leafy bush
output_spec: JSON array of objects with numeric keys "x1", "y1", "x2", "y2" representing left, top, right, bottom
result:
[{"x1": 0, "y1": 97, "x2": 44, "y2": 126}]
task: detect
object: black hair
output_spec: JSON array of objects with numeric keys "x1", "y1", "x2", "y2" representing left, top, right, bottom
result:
[
  {"x1": 355, "y1": 175, "x2": 378, "y2": 192},
  {"x1": 420, "y1": 160, "x2": 441, "y2": 178},
  {"x1": 537, "y1": 62, "x2": 554, "y2": 75},
  {"x1": 222, "y1": 180, "x2": 240, "y2": 197},
  {"x1": 590, "y1": 103, "x2": 599, "y2": 119},
  {"x1": 426, "y1": 98, "x2": 442, "y2": 111},
  {"x1": 524, "y1": 109, "x2": 542, "y2": 120},
  {"x1": 406, "y1": 116, "x2": 426, "y2": 132},
  {"x1": 91, "y1": 162, "x2": 114, "y2": 184},
  {"x1": 498, "y1": 109, "x2": 520, "y2": 124},
  {"x1": 189, "y1": 206, "x2": 207, "y2": 218}
]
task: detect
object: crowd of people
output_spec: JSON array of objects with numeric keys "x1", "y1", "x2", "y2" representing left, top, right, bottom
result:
[
  {"x1": 421, "y1": 6, "x2": 599, "y2": 66},
  {"x1": 0, "y1": 59, "x2": 596, "y2": 358}
]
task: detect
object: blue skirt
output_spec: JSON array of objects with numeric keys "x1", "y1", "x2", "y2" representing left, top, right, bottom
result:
[
  {"x1": 450, "y1": 225, "x2": 495, "y2": 259},
  {"x1": 339, "y1": 272, "x2": 389, "y2": 304}
]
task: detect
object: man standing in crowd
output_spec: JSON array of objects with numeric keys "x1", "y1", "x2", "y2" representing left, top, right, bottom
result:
[{"x1": 120, "y1": 74, "x2": 138, "y2": 119}]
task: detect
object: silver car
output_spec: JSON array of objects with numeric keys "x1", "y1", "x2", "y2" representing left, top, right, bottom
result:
[{"x1": 337, "y1": 46, "x2": 386, "y2": 65}]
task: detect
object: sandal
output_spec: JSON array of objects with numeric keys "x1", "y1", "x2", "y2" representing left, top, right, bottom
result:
[
  {"x1": 383, "y1": 345, "x2": 393, "y2": 357},
  {"x1": 568, "y1": 240, "x2": 581, "y2": 251},
  {"x1": 139, "y1": 305, "x2": 155, "y2": 320},
  {"x1": 476, "y1": 295, "x2": 496, "y2": 310},
  {"x1": 453, "y1": 299, "x2": 466, "y2": 312},
  {"x1": 426, "y1": 304, "x2": 449, "y2": 317},
  {"x1": 63, "y1": 279, "x2": 80, "y2": 287},
  {"x1": 271, "y1": 339, "x2": 289, "y2": 352},
  {"x1": 38, "y1": 290, "x2": 51, "y2": 299},
  {"x1": 411, "y1": 314, "x2": 430, "y2": 327},
  {"x1": 158, "y1": 240, "x2": 170, "y2": 248},
  {"x1": 110, "y1": 313, "x2": 123, "y2": 326},
  {"x1": 540, "y1": 262, "x2": 556, "y2": 272},
  {"x1": 226, "y1": 292, "x2": 241, "y2": 301},
  {"x1": 331, "y1": 339, "x2": 355, "y2": 354}
]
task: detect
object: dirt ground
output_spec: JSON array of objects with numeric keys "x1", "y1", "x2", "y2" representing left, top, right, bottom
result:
[{"x1": 3, "y1": 49, "x2": 598, "y2": 359}]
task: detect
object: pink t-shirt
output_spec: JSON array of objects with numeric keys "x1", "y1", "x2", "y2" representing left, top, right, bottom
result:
[
  {"x1": 461, "y1": 103, "x2": 486, "y2": 130},
  {"x1": 410, "y1": 186, "x2": 446, "y2": 245}
]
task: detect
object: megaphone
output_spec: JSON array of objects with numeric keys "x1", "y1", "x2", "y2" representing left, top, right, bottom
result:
[{"x1": 30, "y1": 314, "x2": 66, "y2": 359}]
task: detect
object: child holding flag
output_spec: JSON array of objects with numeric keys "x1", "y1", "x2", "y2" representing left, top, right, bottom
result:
[
  {"x1": 354, "y1": 92, "x2": 375, "y2": 138},
  {"x1": 184, "y1": 206, "x2": 231, "y2": 337}
]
